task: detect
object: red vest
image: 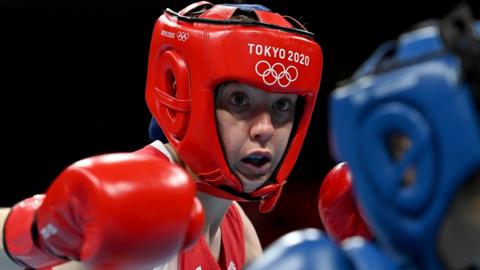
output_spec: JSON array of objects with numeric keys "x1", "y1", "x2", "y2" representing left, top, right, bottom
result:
[
  {"x1": 179, "y1": 204, "x2": 245, "y2": 270},
  {"x1": 137, "y1": 142, "x2": 246, "y2": 270}
]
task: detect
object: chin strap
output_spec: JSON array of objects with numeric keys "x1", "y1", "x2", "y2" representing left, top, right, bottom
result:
[{"x1": 195, "y1": 181, "x2": 285, "y2": 213}]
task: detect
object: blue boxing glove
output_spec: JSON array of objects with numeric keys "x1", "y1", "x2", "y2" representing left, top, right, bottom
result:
[
  {"x1": 342, "y1": 237, "x2": 399, "y2": 270},
  {"x1": 247, "y1": 229, "x2": 353, "y2": 270},
  {"x1": 248, "y1": 229, "x2": 399, "y2": 270}
]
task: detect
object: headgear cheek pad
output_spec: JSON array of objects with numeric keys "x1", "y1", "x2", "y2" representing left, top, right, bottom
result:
[
  {"x1": 329, "y1": 6, "x2": 480, "y2": 269},
  {"x1": 145, "y1": 2, "x2": 323, "y2": 213}
]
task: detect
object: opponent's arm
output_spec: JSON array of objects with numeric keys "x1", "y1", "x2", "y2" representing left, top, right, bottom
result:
[{"x1": 318, "y1": 162, "x2": 372, "y2": 242}]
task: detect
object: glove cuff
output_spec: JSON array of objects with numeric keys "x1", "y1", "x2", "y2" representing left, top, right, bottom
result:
[{"x1": 4, "y1": 195, "x2": 67, "y2": 269}]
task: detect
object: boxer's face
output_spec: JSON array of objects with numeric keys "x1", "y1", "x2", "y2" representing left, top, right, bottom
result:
[
  {"x1": 438, "y1": 173, "x2": 480, "y2": 269},
  {"x1": 215, "y1": 82, "x2": 297, "y2": 193},
  {"x1": 389, "y1": 134, "x2": 480, "y2": 268}
]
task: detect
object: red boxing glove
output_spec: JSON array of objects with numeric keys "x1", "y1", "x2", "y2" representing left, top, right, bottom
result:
[
  {"x1": 318, "y1": 162, "x2": 372, "y2": 242},
  {"x1": 4, "y1": 153, "x2": 204, "y2": 270}
]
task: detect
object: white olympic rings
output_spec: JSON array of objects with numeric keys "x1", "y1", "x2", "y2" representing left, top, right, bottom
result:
[
  {"x1": 177, "y1": 31, "x2": 189, "y2": 42},
  {"x1": 255, "y1": 60, "x2": 298, "y2": 87}
]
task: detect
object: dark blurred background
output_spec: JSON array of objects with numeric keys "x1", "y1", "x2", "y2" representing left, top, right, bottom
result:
[{"x1": 0, "y1": 0, "x2": 478, "y2": 247}]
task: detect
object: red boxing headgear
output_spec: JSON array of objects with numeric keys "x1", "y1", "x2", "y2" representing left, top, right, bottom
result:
[{"x1": 145, "y1": 1, "x2": 323, "y2": 212}]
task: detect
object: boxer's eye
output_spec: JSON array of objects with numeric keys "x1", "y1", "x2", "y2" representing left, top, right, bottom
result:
[{"x1": 230, "y1": 92, "x2": 249, "y2": 107}]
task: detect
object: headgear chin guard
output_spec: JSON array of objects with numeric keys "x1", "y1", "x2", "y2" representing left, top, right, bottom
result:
[
  {"x1": 329, "y1": 5, "x2": 479, "y2": 269},
  {"x1": 145, "y1": 2, "x2": 323, "y2": 212}
]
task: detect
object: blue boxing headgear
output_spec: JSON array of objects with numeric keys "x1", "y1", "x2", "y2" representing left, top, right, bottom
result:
[{"x1": 329, "y1": 5, "x2": 480, "y2": 270}]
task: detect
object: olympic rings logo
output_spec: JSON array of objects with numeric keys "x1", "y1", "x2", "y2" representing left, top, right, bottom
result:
[
  {"x1": 255, "y1": 60, "x2": 299, "y2": 87},
  {"x1": 177, "y1": 31, "x2": 189, "y2": 42}
]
